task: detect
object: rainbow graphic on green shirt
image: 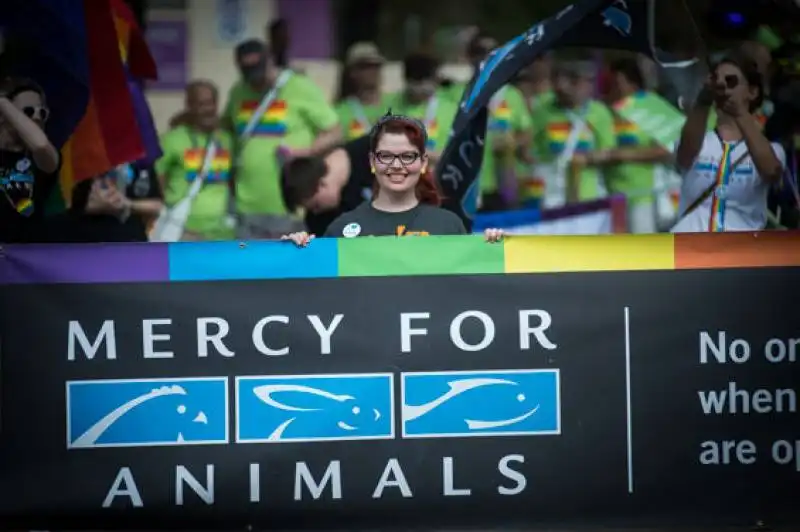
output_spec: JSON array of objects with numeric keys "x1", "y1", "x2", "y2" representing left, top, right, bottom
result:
[
  {"x1": 546, "y1": 122, "x2": 592, "y2": 154},
  {"x1": 236, "y1": 100, "x2": 288, "y2": 137},
  {"x1": 183, "y1": 148, "x2": 232, "y2": 182},
  {"x1": 490, "y1": 100, "x2": 511, "y2": 132},
  {"x1": 347, "y1": 119, "x2": 367, "y2": 140},
  {"x1": 614, "y1": 119, "x2": 639, "y2": 146},
  {"x1": 426, "y1": 120, "x2": 438, "y2": 151}
]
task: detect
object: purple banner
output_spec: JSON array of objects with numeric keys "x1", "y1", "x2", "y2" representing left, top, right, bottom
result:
[
  {"x1": 145, "y1": 18, "x2": 188, "y2": 91},
  {"x1": 0, "y1": 244, "x2": 169, "y2": 285},
  {"x1": 277, "y1": 0, "x2": 333, "y2": 59}
]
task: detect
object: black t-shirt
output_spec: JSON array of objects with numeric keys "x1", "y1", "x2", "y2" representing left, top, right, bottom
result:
[
  {"x1": 323, "y1": 201, "x2": 467, "y2": 238},
  {"x1": 57, "y1": 162, "x2": 162, "y2": 243},
  {"x1": 304, "y1": 135, "x2": 373, "y2": 236},
  {"x1": 0, "y1": 148, "x2": 58, "y2": 243}
]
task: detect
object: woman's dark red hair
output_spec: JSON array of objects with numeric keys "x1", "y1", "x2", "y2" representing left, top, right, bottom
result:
[{"x1": 370, "y1": 117, "x2": 443, "y2": 206}]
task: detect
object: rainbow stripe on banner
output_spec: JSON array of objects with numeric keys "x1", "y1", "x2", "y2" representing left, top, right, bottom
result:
[
  {"x1": 236, "y1": 100, "x2": 288, "y2": 137},
  {"x1": 2, "y1": 233, "x2": 799, "y2": 285},
  {"x1": 708, "y1": 142, "x2": 734, "y2": 232},
  {"x1": 183, "y1": 148, "x2": 232, "y2": 182}
]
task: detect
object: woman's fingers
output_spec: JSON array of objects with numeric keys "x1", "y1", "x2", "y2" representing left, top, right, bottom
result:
[
  {"x1": 484, "y1": 228, "x2": 505, "y2": 243},
  {"x1": 282, "y1": 232, "x2": 315, "y2": 247}
]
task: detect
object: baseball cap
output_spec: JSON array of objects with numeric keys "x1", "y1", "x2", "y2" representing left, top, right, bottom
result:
[{"x1": 346, "y1": 42, "x2": 385, "y2": 66}]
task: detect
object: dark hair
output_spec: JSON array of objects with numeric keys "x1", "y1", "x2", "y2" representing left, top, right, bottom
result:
[
  {"x1": 715, "y1": 51, "x2": 765, "y2": 112},
  {"x1": 0, "y1": 77, "x2": 47, "y2": 105},
  {"x1": 335, "y1": 64, "x2": 358, "y2": 103},
  {"x1": 369, "y1": 113, "x2": 441, "y2": 206},
  {"x1": 609, "y1": 57, "x2": 644, "y2": 89},
  {"x1": 403, "y1": 53, "x2": 439, "y2": 82},
  {"x1": 235, "y1": 39, "x2": 268, "y2": 62},
  {"x1": 186, "y1": 80, "x2": 218, "y2": 102},
  {"x1": 281, "y1": 156, "x2": 329, "y2": 210}
]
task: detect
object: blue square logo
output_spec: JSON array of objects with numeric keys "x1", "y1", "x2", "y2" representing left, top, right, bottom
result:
[
  {"x1": 66, "y1": 377, "x2": 229, "y2": 449},
  {"x1": 236, "y1": 374, "x2": 395, "y2": 443},
  {"x1": 401, "y1": 369, "x2": 560, "y2": 439}
]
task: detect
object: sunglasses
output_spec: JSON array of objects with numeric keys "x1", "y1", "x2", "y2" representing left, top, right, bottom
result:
[
  {"x1": 21, "y1": 105, "x2": 49, "y2": 122},
  {"x1": 715, "y1": 73, "x2": 742, "y2": 89}
]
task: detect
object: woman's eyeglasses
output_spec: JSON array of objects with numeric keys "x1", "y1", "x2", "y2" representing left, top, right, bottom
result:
[
  {"x1": 21, "y1": 105, "x2": 50, "y2": 122},
  {"x1": 374, "y1": 151, "x2": 420, "y2": 166}
]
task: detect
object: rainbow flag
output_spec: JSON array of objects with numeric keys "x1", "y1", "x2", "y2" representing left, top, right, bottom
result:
[
  {"x1": 52, "y1": 0, "x2": 159, "y2": 209},
  {"x1": 183, "y1": 148, "x2": 233, "y2": 183},
  {"x1": 708, "y1": 142, "x2": 734, "y2": 232},
  {"x1": 545, "y1": 122, "x2": 592, "y2": 154},
  {"x1": 236, "y1": 100, "x2": 288, "y2": 137}
]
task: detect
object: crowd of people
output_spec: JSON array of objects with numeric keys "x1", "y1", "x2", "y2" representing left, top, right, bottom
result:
[{"x1": 1, "y1": 18, "x2": 798, "y2": 245}]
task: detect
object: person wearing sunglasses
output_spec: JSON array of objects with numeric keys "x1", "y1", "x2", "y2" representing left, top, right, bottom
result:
[
  {"x1": 0, "y1": 77, "x2": 60, "y2": 243},
  {"x1": 282, "y1": 112, "x2": 504, "y2": 243},
  {"x1": 672, "y1": 52, "x2": 786, "y2": 233}
]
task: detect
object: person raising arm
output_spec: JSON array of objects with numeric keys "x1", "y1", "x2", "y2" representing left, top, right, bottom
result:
[{"x1": 672, "y1": 52, "x2": 785, "y2": 233}]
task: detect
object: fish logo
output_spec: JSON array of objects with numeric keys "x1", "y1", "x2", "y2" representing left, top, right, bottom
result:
[
  {"x1": 401, "y1": 370, "x2": 560, "y2": 439},
  {"x1": 602, "y1": 0, "x2": 632, "y2": 37},
  {"x1": 236, "y1": 374, "x2": 394, "y2": 443},
  {"x1": 66, "y1": 378, "x2": 229, "y2": 449}
]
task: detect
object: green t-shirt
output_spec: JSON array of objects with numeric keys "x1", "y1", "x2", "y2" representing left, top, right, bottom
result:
[
  {"x1": 336, "y1": 96, "x2": 392, "y2": 141},
  {"x1": 531, "y1": 99, "x2": 616, "y2": 201},
  {"x1": 605, "y1": 112, "x2": 657, "y2": 205},
  {"x1": 154, "y1": 125, "x2": 235, "y2": 239},
  {"x1": 478, "y1": 85, "x2": 532, "y2": 193},
  {"x1": 384, "y1": 90, "x2": 458, "y2": 153},
  {"x1": 224, "y1": 74, "x2": 339, "y2": 215}
]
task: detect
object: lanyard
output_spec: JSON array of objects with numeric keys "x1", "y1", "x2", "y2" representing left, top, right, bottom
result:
[
  {"x1": 348, "y1": 98, "x2": 372, "y2": 132},
  {"x1": 707, "y1": 130, "x2": 744, "y2": 232}
]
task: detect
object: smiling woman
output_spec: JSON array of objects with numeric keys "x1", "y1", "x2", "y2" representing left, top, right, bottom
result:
[{"x1": 282, "y1": 112, "x2": 505, "y2": 243}]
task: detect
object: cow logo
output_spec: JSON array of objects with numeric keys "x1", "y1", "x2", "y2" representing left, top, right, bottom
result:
[
  {"x1": 602, "y1": 0, "x2": 632, "y2": 37},
  {"x1": 236, "y1": 374, "x2": 395, "y2": 443},
  {"x1": 66, "y1": 378, "x2": 229, "y2": 449},
  {"x1": 400, "y1": 369, "x2": 560, "y2": 439}
]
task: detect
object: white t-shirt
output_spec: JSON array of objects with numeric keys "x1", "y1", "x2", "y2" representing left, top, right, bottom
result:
[{"x1": 671, "y1": 131, "x2": 786, "y2": 233}]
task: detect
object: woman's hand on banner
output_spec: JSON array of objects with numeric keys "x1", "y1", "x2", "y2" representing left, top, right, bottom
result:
[
  {"x1": 484, "y1": 228, "x2": 505, "y2": 243},
  {"x1": 281, "y1": 231, "x2": 315, "y2": 247}
]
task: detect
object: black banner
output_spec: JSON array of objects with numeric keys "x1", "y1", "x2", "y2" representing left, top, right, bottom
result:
[{"x1": 1, "y1": 269, "x2": 799, "y2": 529}]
